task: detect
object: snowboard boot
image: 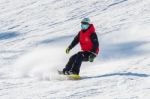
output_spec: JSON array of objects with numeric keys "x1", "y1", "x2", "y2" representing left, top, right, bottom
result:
[{"x1": 63, "y1": 69, "x2": 78, "y2": 75}]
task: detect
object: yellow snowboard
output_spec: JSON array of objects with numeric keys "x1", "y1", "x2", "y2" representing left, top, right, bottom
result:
[
  {"x1": 57, "y1": 70, "x2": 81, "y2": 80},
  {"x1": 66, "y1": 74, "x2": 81, "y2": 80}
]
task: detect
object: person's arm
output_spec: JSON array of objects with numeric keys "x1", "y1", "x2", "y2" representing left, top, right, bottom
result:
[
  {"x1": 68, "y1": 32, "x2": 80, "y2": 50},
  {"x1": 90, "y1": 32, "x2": 99, "y2": 54}
]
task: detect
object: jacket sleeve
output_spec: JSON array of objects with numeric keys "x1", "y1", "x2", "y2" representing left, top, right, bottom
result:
[
  {"x1": 90, "y1": 32, "x2": 99, "y2": 54},
  {"x1": 68, "y1": 32, "x2": 80, "y2": 49}
]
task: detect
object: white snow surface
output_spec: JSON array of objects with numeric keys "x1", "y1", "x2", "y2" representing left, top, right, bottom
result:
[{"x1": 0, "y1": 0, "x2": 150, "y2": 99}]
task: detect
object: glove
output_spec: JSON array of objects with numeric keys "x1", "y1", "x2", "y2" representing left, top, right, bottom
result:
[
  {"x1": 88, "y1": 53, "x2": 96, "y2": 62},
  {"x1": 66, "y1": 47, "x2": 71, "y2": 54}
]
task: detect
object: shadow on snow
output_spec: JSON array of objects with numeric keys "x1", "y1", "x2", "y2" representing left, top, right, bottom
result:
[
  {"x1": 0, "y1": 32, "x2": 20, "y2": 40},
  {"x1": 82, "y1": 72, "x2": 149, "y2": 80},
  {"x1": 39, "y1": 35, "x2": 74, "y2": 44},
  {"x1": 100, "y1": 41, "x2": 150, "y2": 60}
]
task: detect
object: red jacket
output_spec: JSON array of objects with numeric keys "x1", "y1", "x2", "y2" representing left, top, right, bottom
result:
[{"x1": 79, "y1": 24, "x2": 99, "y2": 54}]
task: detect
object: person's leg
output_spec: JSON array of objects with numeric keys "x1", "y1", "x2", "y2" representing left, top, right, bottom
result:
[
  {"x1": 82, "y1": 51, "x2": 92, "y2": 61},
  {"x1": 63, "y1": 53, "x2": 78, "y2": 74},
  {"x1": 71, "y1": 52, "x2": 84, "y2": 74},
  {"x1": 71, "y1": 51, "x2": 92, "y2": 74}
]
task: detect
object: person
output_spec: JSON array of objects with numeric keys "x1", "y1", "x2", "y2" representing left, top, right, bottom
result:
[{"x1": 62, "y1": 18, "x2": 99, "y2": 75}]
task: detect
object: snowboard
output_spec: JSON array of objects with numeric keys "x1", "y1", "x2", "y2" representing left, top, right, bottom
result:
[{"x1": 57, "y1": 70, "x2": 81, "y2": 80}]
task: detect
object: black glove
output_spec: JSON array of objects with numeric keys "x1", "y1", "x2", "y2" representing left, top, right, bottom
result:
[{"x1": 88, "y1": 53, "x2": 96, "y2": 62}]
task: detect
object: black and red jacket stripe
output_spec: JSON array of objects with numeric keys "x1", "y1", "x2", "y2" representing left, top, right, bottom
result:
[{"x1": 68, "y1": 24, "x2": 99, "y2": 55}]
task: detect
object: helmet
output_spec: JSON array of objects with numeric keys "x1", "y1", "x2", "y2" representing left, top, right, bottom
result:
[
  {"x1": 81, "y1": 18, "x2": 90, "y2": 30},
  {"x1": 81, "y1": 18, "x2": 90, "y2": 24}
]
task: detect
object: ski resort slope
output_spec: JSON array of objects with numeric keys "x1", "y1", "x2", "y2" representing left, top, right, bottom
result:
[{"x1": 0, "y1": 0, "x2": 150, "y2": 99}]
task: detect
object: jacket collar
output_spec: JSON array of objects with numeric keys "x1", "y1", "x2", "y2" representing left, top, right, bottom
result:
[{"x1": 81, "y1": 24, "x2": 95, "y2": 33}]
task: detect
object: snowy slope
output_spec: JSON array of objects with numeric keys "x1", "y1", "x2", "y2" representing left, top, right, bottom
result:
[{"x1": 0, "y1": 0, "x2": 150, "y2": 99}]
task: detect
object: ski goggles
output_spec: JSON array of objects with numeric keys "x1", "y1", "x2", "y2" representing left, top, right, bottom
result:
[{"x1": 81, "y1": 22, "x2": 89, "y2": 25}]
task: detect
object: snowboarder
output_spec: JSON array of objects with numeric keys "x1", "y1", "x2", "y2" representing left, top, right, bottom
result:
[{"x1": 62, "y1": 18, "x2": 99, "y2": 75}]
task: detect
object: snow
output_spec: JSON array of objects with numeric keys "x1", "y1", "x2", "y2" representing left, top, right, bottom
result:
[{"x1": 0, "y1": 0, "x2": 150, "y2": 99}]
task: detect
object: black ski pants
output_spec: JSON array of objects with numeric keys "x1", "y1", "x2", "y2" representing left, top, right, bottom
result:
[{"x1": 64, "y1": 51, "x2": 92, "y2": 74}]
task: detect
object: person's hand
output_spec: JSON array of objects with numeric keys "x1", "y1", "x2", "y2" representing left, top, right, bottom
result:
[
  {"x1": 66, "y1": 48, "x2": 70, "y2": 54},
  {"x1": 88, "y1": 53, "x2": 96, "y2": 62}
]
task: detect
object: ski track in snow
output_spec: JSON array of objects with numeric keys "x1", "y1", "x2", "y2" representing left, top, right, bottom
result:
[{"x1": 0, "y1": 0, "x2": 150, "y2": 99}]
